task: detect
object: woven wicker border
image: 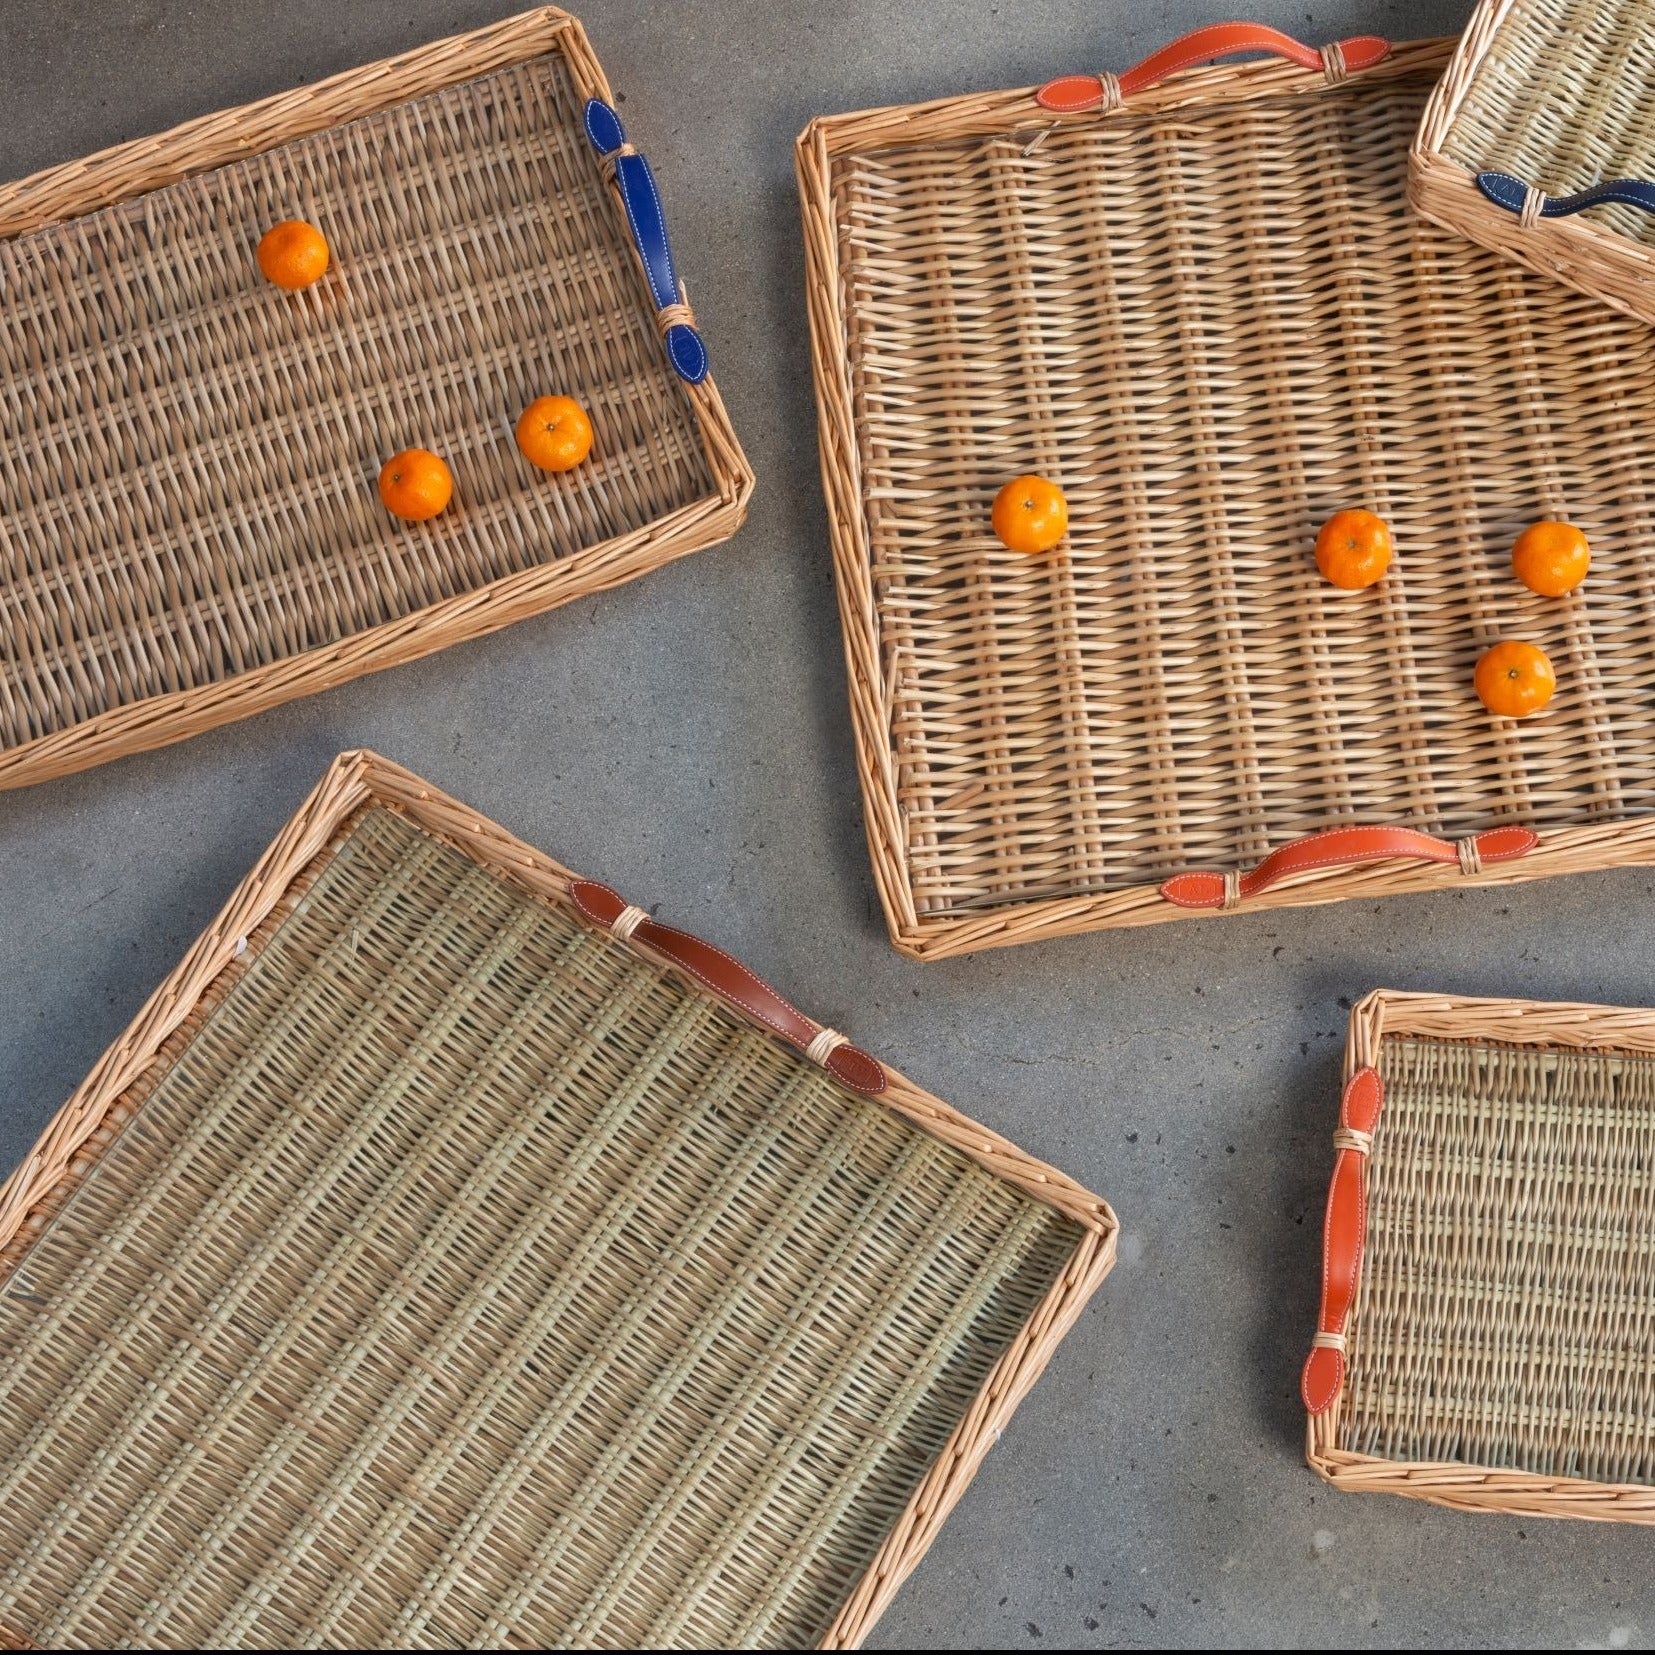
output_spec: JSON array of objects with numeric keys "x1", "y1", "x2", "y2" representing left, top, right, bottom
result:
[
  {"x1": 799, "y1": 43, "x2": 1655, "y2": 961},
  {"x1": 0, "y1": 7, "x2": 753, "y2": 793},
  {"x1": 1411, "y1": 0, "x2": 1655, "y2": 327},
  {"x1": 1306, "y1": 986, "x2": 1655, "y2": 1522},
  {"x1": 0, "y1": 748, "x2": 1116, "y2": 1648}
]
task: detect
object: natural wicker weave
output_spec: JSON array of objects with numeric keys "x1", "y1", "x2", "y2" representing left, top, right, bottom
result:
[
  {"x1": 799, "y1": 35, "x2": 1655, "y2": 960},
  {"x1": 1413, "y1": 0, "x2": 1655, "y2": 326},
  {"x1": 1307, "y1": 988, "x2": 1655, "y2": 1521},
  {"x1": 0, "y1": 9, "x2": 752, "y2": 792},
  {"x1": 0, "y1": 751, "x2": 1114, "y2": 1650}
]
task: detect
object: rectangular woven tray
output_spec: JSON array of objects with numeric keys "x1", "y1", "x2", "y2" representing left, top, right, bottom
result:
[
  {"x1": 0, "y1": 7, "x2": 752, "y2": 792},
  {"x1": 1305, "y1": 989, "x2": 1655, "y2": 1521},
  {"x1": 0, "y1": 750, "x2": 1114, "y2": 1649},
  {"x1": 799, "y1": 31, "x2": 1655, "y2": 960},
  {"x1": 1412, "y1": 0, "x2": 1655, "y2": 327}
]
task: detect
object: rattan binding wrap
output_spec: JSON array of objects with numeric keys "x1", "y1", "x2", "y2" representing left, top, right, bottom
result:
[
  {"x1": 799, "y1": 37, "x2": 1655, "y2": 961},
  {"x1": 1412, "y1": 0, "x2": 1655, "y2": 327},
  {"x1": 1308, "y1": 988, "x2": 1655, "y2": 1521},
  {"x1": 0, "y1": 751, "x2": 1115, "y2": 1649},
  {"x1": 0, "y1": 8, "x2": 752, "y2": 792}
]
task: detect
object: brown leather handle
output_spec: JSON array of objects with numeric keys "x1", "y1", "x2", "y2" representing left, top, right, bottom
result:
[
  {"x1": 568, "y1": 880, "x2": 887, "y2": 1097},
  {"x1": 1037, "y1": 22, "x2": 1392, "y2": 114},
  {"x1": 1302, "y1": 1067, "x2": 1384, "y2": 1415},
  {"x1": 1160, "y1": 823, "x2": 1537, "y2": 911}
]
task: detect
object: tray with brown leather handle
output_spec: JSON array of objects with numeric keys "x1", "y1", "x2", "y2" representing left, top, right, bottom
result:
[
  {"x1": 0, "y1": 750, "x2": 1116, "y2": 1650},
  {"x1": 799, "y1": 22, "x2": 1655, "y2": 960},
  {"x1": 1305, "y1": 987, "x2": 1655, "y2": 1522}
]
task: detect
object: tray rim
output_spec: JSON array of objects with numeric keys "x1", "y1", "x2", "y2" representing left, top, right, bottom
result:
[
  {"x1": 0, "y1": 747, "x2": 1116, "y2": 1650},
  {"x1": 1409, "y1": 0, "x2": 1655, "y2": 331},
  {"x1": 798, "y1": 35, "x2": 1655, "y2": 962},
  {"x1": 1306, "y1": 985, "x2": 1655, "y2": 1523},
  {"x1": 0, "y1": 5, "x2": 755, "y2": 794}
]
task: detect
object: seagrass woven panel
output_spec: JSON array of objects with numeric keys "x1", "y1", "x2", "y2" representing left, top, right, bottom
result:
[
  {"x1": 1412, "y1": 2, "x2": 1655, "y2": 327},
  {"x1": 0, "y1": 9, "x2": 750, "y2": 792},
  {"x1": 801, "y1": 40, "x2": 1655, "y2": 958},
  {"x1": 0, "y1": 785, "x2": 1105, "y2": 1649},
  {"x1": 1342, "y1": 1035, "x2": 1655, "y2": 1487}
]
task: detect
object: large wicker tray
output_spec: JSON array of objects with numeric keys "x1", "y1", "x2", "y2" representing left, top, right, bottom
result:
[
  {"x1": 0, "y1": 8, "x2": 752, "y2": 792},
  {"x1": 1305, "y1": 989, "x2": 1655, "y2": 1522},
  {"x1": 799, "y1": 27, "x2": 1655, "y2": 960},
  {"x1": 1412, "y1": 0, "x2": 1655, "y2": 328},
  {"x1": 0, "y1": 751, "x2": 1115, "y2": 1650}
]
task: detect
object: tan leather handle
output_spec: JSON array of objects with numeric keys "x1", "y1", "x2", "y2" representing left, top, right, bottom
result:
[
  {"x1": 1037, "y1": 21, "x2": 1392, "y2": 114},
  {"x1": 1302, "y1": 1067, "x2": 1384, "y2": 1415},
  {"x1": 1160, "y1": 823, "x2": 1537, "y2": 911},
  {"x1": 569, "y1": 880, "x2": 887, "y2": 1096}
]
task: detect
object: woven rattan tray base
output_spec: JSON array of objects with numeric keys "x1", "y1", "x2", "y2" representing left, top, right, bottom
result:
[
  {"x1": 1308, "y1": 990, "x2": 1655, "y2": 1522},
  {"x1": 0, "y1": 752, "x2": 1114, "y2": 1649},
  {"x1": 1412, "y1": 0, "x2": 1655, "y2": 328},
  {"x1": 801, "y1": 37, "x2": 1655, "y2": 959},
  {"x1": 0, "y1": 9, "x2": 751, "y2": 792}
]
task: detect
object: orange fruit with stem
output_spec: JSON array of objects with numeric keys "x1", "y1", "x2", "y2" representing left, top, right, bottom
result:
[
  {"x1": 378, "y1": 449, "x2": 453, "y2": 522},
  {"x1": 257, "y1": 220, "x2": 330, "y2": 291},
  {"x1": 1315, "y1": 509, "x2": 1393, "y2": 589},
  {"x1": 516, "y1": 396, "x2": 594, "y2": 472},
  {"x1": 1512, "y1": 520, "x2": 1589, "y2": 596},
  {"x1": 1475, "y1": 640, "x2": 1555, "y2": 718},
  {"x1": 992, "y1": 475, "x2": 1068, "y2": 555}
]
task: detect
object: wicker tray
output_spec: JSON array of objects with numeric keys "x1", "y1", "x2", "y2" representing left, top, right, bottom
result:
[
  {"x1": 0, "y1": 8, "x2": 752, "y2": 792},
  {"x1": 0, "y1": 750, "x2": 1114, "y2": 1650},
  {"x1": 1304, "y1": 988, "x2": 1655, "y2": 1522},
  {"x1": 799, "y1": 24, "x2": 1655, "y2": 961},
  {"x1": 1412, "y1": 0, "x2": 1655, "y2": 328}
]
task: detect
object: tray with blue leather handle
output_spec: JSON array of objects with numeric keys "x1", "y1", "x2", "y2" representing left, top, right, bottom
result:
[
  {"x1": 0, "y1": 6, "x2": 753, "y2": 794},
  {"x1": 1411, "y1": 0, "x2": 1655, "y2": 328}
]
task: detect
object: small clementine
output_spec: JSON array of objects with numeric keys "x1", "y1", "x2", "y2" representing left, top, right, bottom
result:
[
  {"x1": 1512, "y1": 520, "x2": 1589, "y2": 597},
  {"x1": 516, "y1": 396, "x2": 594, "y2": 472},
  {"x1": 992, "y1": 475, "x2": 1068, "y2": 555},
  {"x1": 378, "y1": 448, "x2": 453, "y2": 522},
  {"x1": 1315, "y1": 509, "x2": 1393, "y2": 590},
  {"x1": 1475, "y1": 640, "x2": 1555, "y2": 718},
  {"x1": 257, "y1": 220, "x2": 330, "y2": 291}
]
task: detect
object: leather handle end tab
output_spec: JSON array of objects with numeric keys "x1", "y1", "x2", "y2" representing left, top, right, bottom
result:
[
  {"x1": 568, "y1": 880, "x2": 887, "y2": 1097},
  {"x1": 1036, "y1": 24, "x2": 1391, "y2": 113},
  {"x1": 1160, "y1": 823, "x2": 1537, "y2": 910},
  {"x1": 1303, "y1": 1065, "x2": 1385, "y2": 1417}
]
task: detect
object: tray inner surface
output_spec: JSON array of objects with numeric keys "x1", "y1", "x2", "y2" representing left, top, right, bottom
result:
[
  {"x1": 831, "y1": 64, "x2": 1655, "y2": 916},
  {"x1": 1341, "y1": 1034, "x2": 1655, "y2": 1485},
  {"x1": 0, "y1": 808, "x2": 1078, "y2": 1649},
  {"x1": 0, "y1": 50, "x2": 716, "y2": 754},
  {"x1": 1442, "y1": 0, "x2": 1655, "y2": 246}
]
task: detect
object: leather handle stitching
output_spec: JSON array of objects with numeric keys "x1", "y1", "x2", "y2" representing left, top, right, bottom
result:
[
  {"x1": 569, "y1": 884, "x2": 886, "y2": 1095},
  {"x1": 1162, "y1": 825, "x2": 1538, "y2": 908},
  {"x1": 1305, "y1": 1068, "x2": 1383, "y2": 1415}
]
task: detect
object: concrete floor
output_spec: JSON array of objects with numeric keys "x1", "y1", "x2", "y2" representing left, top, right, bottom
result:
[{"x1": 2, "y1": 0, "x2": 1653, "y2": 1646}]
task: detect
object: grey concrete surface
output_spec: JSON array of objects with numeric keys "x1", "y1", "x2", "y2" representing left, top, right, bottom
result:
[{"x1": 1, "y1": 0, "x2": 1652, "y2": 1647}]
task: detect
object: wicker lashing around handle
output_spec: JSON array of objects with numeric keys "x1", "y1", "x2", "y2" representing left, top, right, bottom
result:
[
  {"x1": 568, "y1": 880, "x2": 887, "y2": 1096},
  {"x1": 1035, "y1": 21, "x2": 1393, "y2": 114},
  {"x1": 582, "y1": 98, "x2": 710, "y2": 385},
  {"x1": 1159, "y1": 824, "x2": 1538, "y2": 911},
  {"x1": 1302, "y1": 1066, "x2": 1385, "y2": 1415}
]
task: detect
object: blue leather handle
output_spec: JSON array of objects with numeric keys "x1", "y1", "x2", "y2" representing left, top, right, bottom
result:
[
  {"x1": 584, "y1": 98, "x2": 709, "y2": 384},
  {"x1": 1477, "y1": 169, "x2": 1655, "y2": 221}
]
